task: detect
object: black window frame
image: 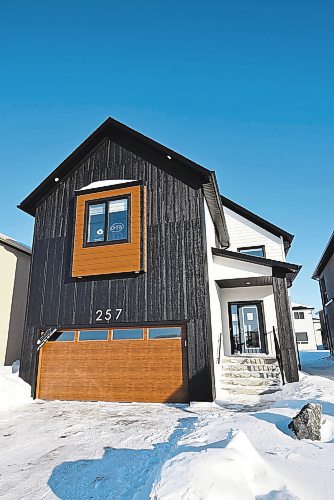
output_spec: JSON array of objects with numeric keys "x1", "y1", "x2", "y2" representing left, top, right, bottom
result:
[
  {"x1": 83, "y1": 193, "x2": 131, "y2": 248},
  {"x1": 294, "y1": 311, "x2": 305, "y2": 320},
  {"x1": 237, "y1": 245, "x2": 266, "y2": 258},
  {"x1": 296, "y1": 331, "x2": 308, "y2": 343}
]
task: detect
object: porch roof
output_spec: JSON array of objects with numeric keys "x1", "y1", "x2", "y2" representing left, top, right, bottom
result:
[{"x1": 212, "y1": 248, "x2": 301, "y2": 288}]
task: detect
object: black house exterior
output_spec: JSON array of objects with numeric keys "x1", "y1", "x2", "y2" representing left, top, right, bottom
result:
[
  {"x1": 19, "y1": 117, "x2": 299, "y2": 403},
  {"x1": 313, "y1": 232, "x2": 334, "y2": 356}
]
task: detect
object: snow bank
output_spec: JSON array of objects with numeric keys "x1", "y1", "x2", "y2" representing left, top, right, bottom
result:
[
  {"x1": 0, "y1": 366, "x2": 32, "y2": 411},
  {"x1": 152, "y1": 430, "x2": 297, "y2": 499}
]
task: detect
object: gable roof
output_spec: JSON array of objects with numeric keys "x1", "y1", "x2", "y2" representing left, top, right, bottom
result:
[
  {"x1": 18, "y1": 116, "x2": 229, "y2": 247},
  {"x1": 0, "y1": 233, "x2": 31, "y2": 256},
  {"x1": 312, "y1": 231, "x2": 334, "y2": 280},
  {"x1": 221, "y1": 195, "x2": 294, "y2": 254}
]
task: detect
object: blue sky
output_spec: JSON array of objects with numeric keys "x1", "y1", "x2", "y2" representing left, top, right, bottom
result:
[{"x1": 1, "y1": 0, "x2": 333, "y2": 310}]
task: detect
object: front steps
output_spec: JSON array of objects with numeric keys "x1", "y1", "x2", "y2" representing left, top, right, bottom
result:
[{"x1": 221, "y1": 356, "x2": 282, "y2": 396}]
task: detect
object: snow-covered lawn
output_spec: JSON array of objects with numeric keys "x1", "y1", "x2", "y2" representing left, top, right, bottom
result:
[
  {"x1": 300, "y1": 349, "x2": 334, "y2": 380},
  {"x1": 1, "y1": 366, "x2": 334, "y2": 499}
]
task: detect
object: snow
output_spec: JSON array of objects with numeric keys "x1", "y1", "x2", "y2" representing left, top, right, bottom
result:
[
  {"x1": 0, "y1": 366, "x2": 32, "y2": 411},
  {"x1": 79, "y1": 180, "x2": 137, "y2": 191},
  {"x1": 1, "y1": 361, "x2": 334, "y2": 499},
  {"x1": 300, "y1": 350, "x2": 334, "y2": 380}
]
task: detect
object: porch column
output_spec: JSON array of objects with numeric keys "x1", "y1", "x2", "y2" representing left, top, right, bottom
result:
[{"x1": 272, "y1": 273, "x2": 299, "y2": 383}]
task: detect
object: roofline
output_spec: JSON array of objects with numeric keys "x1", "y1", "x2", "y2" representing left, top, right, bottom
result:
[
  {"x1": 212, "y1": 247, "x2": 301, "y2": 282},
  {"x1": 0, "y1": 234, "x2": 31, "y2": 256},
  {"x1": 312, "y1": 231, "x2": 334, "y2": 280},
  {"x1": 17, "y1": 116, "x2": 229, "y2": 248},
  {"x1": 18, "y1": 116, "x2": 211, "y2": 216},
  {"x1": 221, "y1": 195, "x2": 294, "y2": 253}
]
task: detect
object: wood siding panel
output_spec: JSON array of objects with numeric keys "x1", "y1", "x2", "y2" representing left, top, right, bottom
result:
[
  {"x1": 72, "y1": 185, "x2": 145, "y2": 277},
  {"x1": 21, "y1": 138, "x2": 215, "y2": 402},
  {"x1": 37, "y1": 335, "x2": 188, "y2": 403}
]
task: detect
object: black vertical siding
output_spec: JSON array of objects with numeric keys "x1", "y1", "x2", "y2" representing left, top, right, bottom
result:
[
  {"x1": 273, "y1": 275, "x2": 299, "y2": 383},
  {"x1": 20, "y1": 139, "x2": 215, "y2": 401}
]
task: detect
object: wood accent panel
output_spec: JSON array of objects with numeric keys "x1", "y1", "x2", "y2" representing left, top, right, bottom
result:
[
  {"x1": 72, "y1": 185, "x2": 146, "y2": 277},
  {"x1": 36, "y1": 330, "x2": 188, "y2": 403}
]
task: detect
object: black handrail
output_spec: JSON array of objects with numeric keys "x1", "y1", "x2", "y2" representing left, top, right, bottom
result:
[{"x1": 272, "y1": 326, "x2": 285, "y2": 385}]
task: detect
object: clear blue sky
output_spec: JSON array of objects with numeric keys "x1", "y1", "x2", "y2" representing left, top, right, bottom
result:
[{"x1": 1, "y1": 1, "x2": 333, "y2": 310}]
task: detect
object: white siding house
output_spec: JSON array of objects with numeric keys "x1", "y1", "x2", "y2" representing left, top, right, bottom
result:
[{"x1": 291, "y1": 303, "x2": 322, "y2": 350}]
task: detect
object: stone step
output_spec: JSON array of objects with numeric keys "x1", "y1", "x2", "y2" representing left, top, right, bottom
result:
[
  {"x1": 222, "y1": 363, "x2": 280, "y2": 373},
  {"x1": 222, "y1": 370, "x2": 280, "y2": 380},
  {"x1": 221, "y1": 385, "x2": 282, "y2": 396},
  {"x1": 222, "y1": 377, "x2": 281, "y2": 387},
  {"x1": 221, "y1": 356, "x2": 277, "y2": 365}
]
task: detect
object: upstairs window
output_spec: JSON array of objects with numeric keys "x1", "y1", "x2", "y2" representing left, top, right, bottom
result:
[
  {"x1": 238, "y1": 246, "x2": 265, "y2": 258},
  {"x1": 86, "y1": 196, "x2": 130, "y2": 245},
  {"x1": 294, "y1": 311, "x2": 305, "y2": 319}
]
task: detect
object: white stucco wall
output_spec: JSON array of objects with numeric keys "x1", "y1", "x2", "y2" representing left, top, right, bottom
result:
[
  {"x1": 204, "y1": 200, "x2": 224, "y2": 390},
  {"x1": 292, "y1": 307, "x2": 317, "y2": 351},
  {"x1": 220, "y1": 286, "x2": 277, "y2": 357},
  {"x1": 313, "y1": 318, "x2": 323, "y2": 347},
  {"x1": 223, "y1": 206, "x2": 286, "y2": 261}
]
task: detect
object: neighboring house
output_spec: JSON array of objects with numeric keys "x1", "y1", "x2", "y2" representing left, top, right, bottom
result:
[
  {"x1": 312, "y1": 316, "x2": 323, "y2": 348},
  {"x1": 0, "y1": 233, "x2": 31, "y2": 366},
  {"x1": 313, "y1": 232, "x2": 334, "y2": 355},
  {"x1": 18, "y1": 117, "x2": 301, "y2": 403},
  {"x1": 291, "y1": 302, "x2": 322, "y2": 350}
]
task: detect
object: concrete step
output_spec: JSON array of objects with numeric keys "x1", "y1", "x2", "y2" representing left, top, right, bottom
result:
[
  {"x1": 221, "y1": 356, "x2": 277, "y2": 365},
  {"x1": 222, "y1": 363, "x2": 280, "y2": 373},
  {"x1": 222, "y1": 377, "x2": 281, "y2": 387},
  {"x1": 221, "y1": 385, "x2": 282, "y2": 396},
  {"x1": 222, "y1": 370, "x2": 280, "y2": 380}
]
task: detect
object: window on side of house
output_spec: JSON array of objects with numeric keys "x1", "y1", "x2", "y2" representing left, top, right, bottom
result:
[
  {"x1": 320, "y1": 277, "x2": 329, "y2": 304},
  {"x1": 294, "y1": 312, "x2": 305, "y2": 319},
  {"x1": 296, "y1": 332, "x2": 308, "y2": 343},
  {"x1": 237, "y1": 246, "x2": 265, "y2": 258},
  {"x1": 86, "y1": 196, "x2": 129, "y2": 245}
]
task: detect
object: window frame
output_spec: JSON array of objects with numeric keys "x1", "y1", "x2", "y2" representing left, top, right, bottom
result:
[
  {"x1": 294, "y1": 311, "x2": 305, "y2": 320},
  {"x1": 83, "y1": 193, "x2": 131, "y2": 248},
  {"x1": 296, "y1": 332, "x2": 308, "y2": 343},
  {"x1": 237, "y1": 245, "x2": 266, "y2": 258}
]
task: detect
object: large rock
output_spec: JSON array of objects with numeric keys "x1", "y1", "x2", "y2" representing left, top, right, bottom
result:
[{"x1": 288, "y1": 403, "x2": 322, "y2": 440}]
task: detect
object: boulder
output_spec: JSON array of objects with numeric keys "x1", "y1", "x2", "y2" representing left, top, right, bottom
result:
[{"x1": 288, "y1": 403, "x2": 322, "y2": 440}]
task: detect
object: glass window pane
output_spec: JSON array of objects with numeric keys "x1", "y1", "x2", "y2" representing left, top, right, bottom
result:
[
  {"x1": 113, "y1": 329, "x2": 143, "y2": 340},
  {"x1": 51, "y1": 331, "x2": 75, "y2": 342},
  {"x1": 148, "y1": 327, "x2": 182, "y2": 339},
  {"x1": 296, "y1": 332, "x2": 308, "y2": 342},
  {"x1": 108, "y1": 198, "x2": 128, "y2": 242},
  {"x1": 239, "y1": 247, "x2": 264, "y2": 257},
  {"x1": 78, "y1": 330, "x2": 108, "y2": 341},
  {"x1": 87, "y1": 203, "x2": 106, "y2": 243}
]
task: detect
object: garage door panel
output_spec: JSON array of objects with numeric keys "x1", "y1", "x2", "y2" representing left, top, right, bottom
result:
[{"x1": 37, "y1": 330, "x2": 188, "y2": 403}]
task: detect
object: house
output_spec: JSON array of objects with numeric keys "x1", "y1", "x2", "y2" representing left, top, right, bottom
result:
[
  {"x1": 291, "y1": 302, "x2": 323, "y2": 350},
  {"x1": 18, "y1": 117, "x2": 301, "y2": 403},
  {"x1": 0, "y1": 233, "x2": 31, "y2": 366},
  {"x1": 313, "y1": 232, "x2": 334, "y2": 355}
]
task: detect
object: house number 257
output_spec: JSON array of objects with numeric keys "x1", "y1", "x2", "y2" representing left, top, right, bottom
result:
[{"x1": 95, "y1": 308, "x2": 123, "y2": 322}]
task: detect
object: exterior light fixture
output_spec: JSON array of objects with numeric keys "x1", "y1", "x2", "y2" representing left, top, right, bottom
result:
[
  {"x1": 166, "y1": 155, "x2": 172, "y2": 160},
  {"x1": 55, "y1": 177, "x2": 59, "y2": 182}
]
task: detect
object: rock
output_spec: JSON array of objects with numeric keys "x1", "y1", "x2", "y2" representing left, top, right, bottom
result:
[{"x1": 288, "y1": 403, "x2": 322, "y2": 440}]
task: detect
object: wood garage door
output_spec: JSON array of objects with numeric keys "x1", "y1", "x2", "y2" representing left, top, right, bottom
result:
[{"x1": 36, "y1": 326, "x2": 189, "y2": 403}]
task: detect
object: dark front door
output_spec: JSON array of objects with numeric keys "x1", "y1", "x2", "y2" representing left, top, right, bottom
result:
[{"x1": 229, "y1": 302, "x2": 267, "y2": 354}]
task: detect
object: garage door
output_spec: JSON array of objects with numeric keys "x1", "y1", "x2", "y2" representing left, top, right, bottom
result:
[{"x1": 36, "y1": 326, "x2": 189, "y2": 403}]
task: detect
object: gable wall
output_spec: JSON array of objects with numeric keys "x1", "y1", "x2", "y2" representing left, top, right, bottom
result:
[
  {"x1": 20, "y1": 138, "x2": 215, "y2": 401},
  {"x1": 223, "y1": 206, "x2": 285, "y2": 261}
]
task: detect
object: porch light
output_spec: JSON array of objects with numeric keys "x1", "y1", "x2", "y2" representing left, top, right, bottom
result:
[
  {"x1": 166, "y1": 155, "x2": 172, "y2": 160},
  {"x1": 55, "y1": 177, "x2": 59, "y2": 182},
  {"x1": 246, "y1": 282, "x2": 251, "y2": 285}
]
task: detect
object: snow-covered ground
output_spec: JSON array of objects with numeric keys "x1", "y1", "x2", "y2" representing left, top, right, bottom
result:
[
  {"x1": 300, "y1": 349, "x2": 334, "y2": 380},
  {"x1": 1, "y1": 362, "x2": 334, "y2": 499}
]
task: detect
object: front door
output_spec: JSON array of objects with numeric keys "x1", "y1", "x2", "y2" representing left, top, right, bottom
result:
[{"x1": 229, "y1": 302, "x2": 267, "y2": 354}]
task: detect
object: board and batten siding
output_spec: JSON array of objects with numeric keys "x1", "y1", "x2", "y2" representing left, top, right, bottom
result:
[
  {"x1": 20, "y1": 138, "x2": 215, "y2": 402},
  {"x1": 223, "y1": 206, "x2": 285, "y2": 261}
]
